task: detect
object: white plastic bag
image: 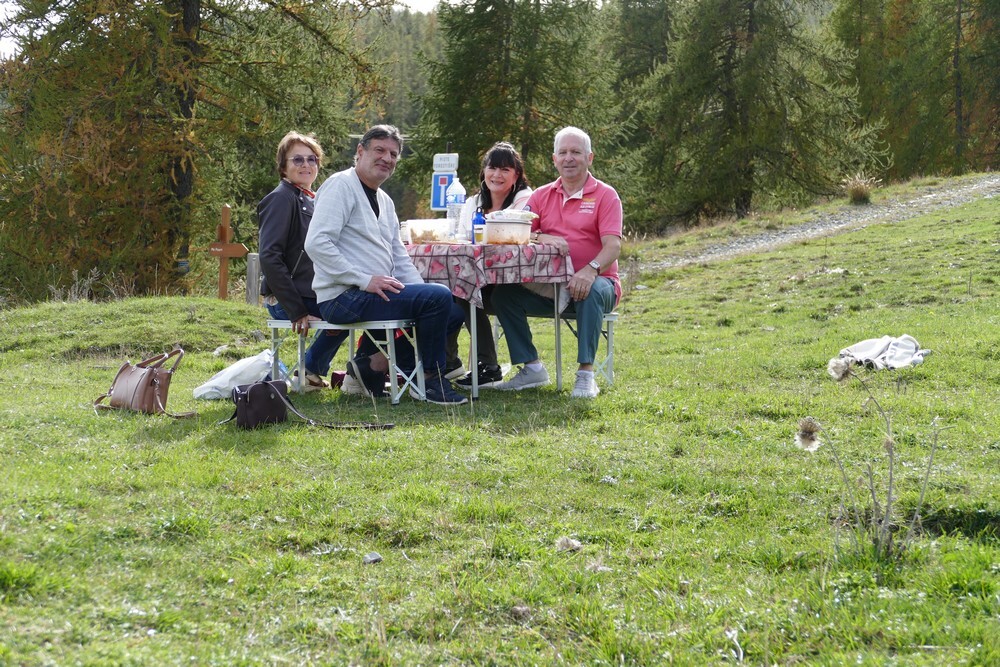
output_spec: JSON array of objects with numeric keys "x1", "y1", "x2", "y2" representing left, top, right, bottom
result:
[{"x1": 193, "y1": 349, "x2": 276, "y2": 400}]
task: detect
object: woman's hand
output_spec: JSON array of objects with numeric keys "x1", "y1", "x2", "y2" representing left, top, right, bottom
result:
[
  {"x1": 537, "y1": 233, "x2": 569, "y2": 255},
  {"x1": 365, "y1": 275, "x2": 405, "y2": 302},
  {"x1": 292, "y1": 314, "x2": 322, "y2": 335}
]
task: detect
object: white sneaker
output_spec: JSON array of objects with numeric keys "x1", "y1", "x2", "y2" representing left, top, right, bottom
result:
[
  {"x1": 570, "y1": 371, "x2": 599, "y2": 399},
  {"x1": 495, "y1": 365, "x2": 550, "y2": 391},
  {"x1": 341, "y1": 373, "x2": 366, "y2": 396}
]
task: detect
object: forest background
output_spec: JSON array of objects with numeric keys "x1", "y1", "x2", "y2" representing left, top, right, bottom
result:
[{"x1": 0, "y1": 0, "x2": 997, "y2": 303}]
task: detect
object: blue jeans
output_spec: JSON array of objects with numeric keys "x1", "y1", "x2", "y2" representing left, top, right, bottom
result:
[
  {"x1": 266, "y1": 298, "x2": 345, "y2": 376},
  {"x1": 319, "y1": 284, "x2": 464, "y2": 376},
  {"x1": 491, "y1": 279, "x2": 616, "y2": 365}
]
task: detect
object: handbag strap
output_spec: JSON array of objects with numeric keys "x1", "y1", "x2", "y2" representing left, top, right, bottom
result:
[
  {"x1": 217, "y1": 384, "x2": 392, "y2": 430},
  {"x1": 148, "y1": 348, "x2": 194, "y2": 418},
  {"x1": 136, "y1": 348, "x2": 184, "y2": 372},
  {"x1": 277, "y1": 388, "x2": 394, "y2": 431},
  {"x1": 136, "y1": 351, "x2": 170, "y2": 369},
  {"x1": 154, "y1": 387, "x2": 197, "y2": 419},
  {"x1": 164, "y1": 347, "x2": 185, "y2": 374}
]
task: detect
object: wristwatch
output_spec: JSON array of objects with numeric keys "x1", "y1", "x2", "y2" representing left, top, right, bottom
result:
[{"x1": 588, "y1": 260, "x2": 601, "y2": 272}]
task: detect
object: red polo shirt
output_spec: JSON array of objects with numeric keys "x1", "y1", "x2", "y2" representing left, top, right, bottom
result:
[{"x1": 527, "y1": 173, "x2": 623, "y2": 304}]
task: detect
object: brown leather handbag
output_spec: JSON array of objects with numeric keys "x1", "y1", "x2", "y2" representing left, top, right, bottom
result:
[{"x1": 94, "y1": 348, "x2": 195, "y2": 418}]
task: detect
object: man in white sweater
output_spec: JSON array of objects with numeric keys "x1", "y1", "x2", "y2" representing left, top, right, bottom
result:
[{"x1": 305, "y1": 125, "x2": 468, "y2": 405}]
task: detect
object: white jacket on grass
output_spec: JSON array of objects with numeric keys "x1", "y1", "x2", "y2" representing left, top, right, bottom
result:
[{"x1": 838, "y1": 334, "x2": 932, "y2": 370}]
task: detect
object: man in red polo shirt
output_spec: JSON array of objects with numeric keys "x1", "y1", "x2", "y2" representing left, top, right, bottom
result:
[{"x1": 492, "y1": 126, "x2": 622, "y2": 398}]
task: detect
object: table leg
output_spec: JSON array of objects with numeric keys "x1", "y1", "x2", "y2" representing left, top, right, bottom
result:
[
  {"x1": 271, "y1": 326, "x2": 280, "y2": 384},
  {"x1": 296, "y1": 332, "x2": 306, "y2": 393},
  {"x1": 470, "y1": 305, "x2": 479, "y2": 399},
  {"x1": 554, "y1": 284, "x2": 562, "y2": 391}
]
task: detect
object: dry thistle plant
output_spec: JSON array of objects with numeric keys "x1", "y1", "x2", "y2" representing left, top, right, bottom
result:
[
  {"x1": 797, "y1": 360, "x2": 947, "y2": 562},
  {"x1": 842, "y1": 172, "x2": 881, "y2": 205}
]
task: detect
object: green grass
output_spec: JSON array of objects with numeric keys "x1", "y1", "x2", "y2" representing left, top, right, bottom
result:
[{"x1": 1, "y1": 194, "x2": 999, "y2": 664}]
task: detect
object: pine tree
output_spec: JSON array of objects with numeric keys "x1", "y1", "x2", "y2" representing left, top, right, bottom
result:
[
  {"x1": 831, "y1": 0, "x2": 998, "y2": 177},
  {"x1": 411, "y1": 0, "x2": 617, "y2": 190},
  {"x1": 967, "y1": 0, "x2": 1000, "y2": 165},
  {"x1": 637, "y1": 0, "x2": 885, "y2": 221},
  {"x1": 0, "y1": 0, "x2": 381, "y2": 299},
  {"x1": 599, "y1": 0, "x2": 676, "y2": 230},
  {"x1": 604, "y1": 0, "x2": 675, "y2": 92}
]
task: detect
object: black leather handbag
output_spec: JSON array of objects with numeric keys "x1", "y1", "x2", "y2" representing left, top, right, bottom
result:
[
  {"x1": 221, "y1": 380, "x2": 393, "y2": 431},
  {"x1": 232, "y1": 380, "x2": 288, "y2": 429}
]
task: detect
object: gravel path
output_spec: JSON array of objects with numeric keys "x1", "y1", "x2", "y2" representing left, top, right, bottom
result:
[{"x1": 645, "y1": 173, "x2": 1000, "y2": 271}]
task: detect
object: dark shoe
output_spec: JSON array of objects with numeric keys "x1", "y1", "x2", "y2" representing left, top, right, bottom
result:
[
  {"x1": 347, "y1": 356, "x2": 387, "y2": 398},
  {"x1": 419, "y1": 374, "x2": 469, "y2": 405},
  {"x1": 455, "y1": 363, "x2": 504, "y2": 388},
  {"x1": 329, "y1": 370, "x2": 346, "y2": 389}
]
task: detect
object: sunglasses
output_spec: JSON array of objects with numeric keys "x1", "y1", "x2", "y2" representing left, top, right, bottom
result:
[{"x1": 288, "y1": 155, "x2": 319, "y2": 167}]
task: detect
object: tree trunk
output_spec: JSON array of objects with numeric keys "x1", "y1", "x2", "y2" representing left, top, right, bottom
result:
[
  {"x1": 518, "y1": 0, "x2": 542, "y2": 165},
  {"x1": 735, "y1": 0, "x2": 757, "y2": 218},
  {"x1": 168, "y1": 0, "x2": 201, "y2": 279},
  {"x1": 952, "y1": 0, "x2": 965, "y2": 173}
]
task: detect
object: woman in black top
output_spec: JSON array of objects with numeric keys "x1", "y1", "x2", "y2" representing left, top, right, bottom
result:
[{"x1": 258, "y1": 131, "x2": 346, "y2": 390}]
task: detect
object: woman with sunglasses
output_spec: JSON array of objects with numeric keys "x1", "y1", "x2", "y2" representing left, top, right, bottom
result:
[{"x1": 258, "y1": 131, "x2": 346, "y2": 391}]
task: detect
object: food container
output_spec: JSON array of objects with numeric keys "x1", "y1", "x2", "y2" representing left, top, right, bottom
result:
[
  {"x1": 406, "y1": 218, "x2": 450, "y2": 244},
  {"x1": 484, "y1": 211, "x2": 538, "y2": 245}
]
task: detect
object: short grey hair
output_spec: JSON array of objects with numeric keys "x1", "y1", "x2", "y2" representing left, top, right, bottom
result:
[{"x1": 553, "y1": 126, "x2": 592, "y2": 154}]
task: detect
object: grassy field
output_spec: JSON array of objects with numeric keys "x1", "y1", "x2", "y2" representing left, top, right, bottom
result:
[{"x1": 1, "y1": 191, "x2": 998, "y2": 665}]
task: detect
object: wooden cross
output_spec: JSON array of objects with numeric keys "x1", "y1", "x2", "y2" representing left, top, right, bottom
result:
[{"x1": 208, "y1": 204, "x2": 249, "y2": 299}]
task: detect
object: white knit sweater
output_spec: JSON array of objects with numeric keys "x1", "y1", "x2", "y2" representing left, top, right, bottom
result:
[{"x1": 305, "y1": 167, "x2": 423, "y2": 303}]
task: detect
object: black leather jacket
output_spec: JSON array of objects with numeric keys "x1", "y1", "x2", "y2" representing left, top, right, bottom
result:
[{"x1": 257, "y1": 179, "x2": 317, "y2": 322}]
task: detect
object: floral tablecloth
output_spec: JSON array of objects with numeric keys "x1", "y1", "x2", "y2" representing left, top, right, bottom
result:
[{"x1": 406, "y1": 243, "x2": 574, "y2": 308}]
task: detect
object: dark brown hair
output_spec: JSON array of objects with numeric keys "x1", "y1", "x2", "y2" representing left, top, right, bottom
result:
[{"x1": 478, "y1": 142, "x2": 530, "y2": 211}]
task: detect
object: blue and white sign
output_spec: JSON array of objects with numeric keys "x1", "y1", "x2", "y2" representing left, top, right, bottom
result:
[{"x1": 431, "y1": 172, "x2": 454, "y2": 211}]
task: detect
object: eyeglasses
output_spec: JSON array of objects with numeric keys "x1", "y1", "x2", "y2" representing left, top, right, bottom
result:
[{"x1": 288, "y1": 155, "x2": 318, "y2": 166}]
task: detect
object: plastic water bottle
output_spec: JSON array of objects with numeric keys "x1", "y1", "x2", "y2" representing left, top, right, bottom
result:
[
  {"x1": 472, "y1": 208, "x2": 486, "y2": 245},
  {"x1": 264, "y1": 360, "x2": 290, "y2": 384},
  {"x1": 445, "y1": 176, "x2": 466, "y2": 241}
]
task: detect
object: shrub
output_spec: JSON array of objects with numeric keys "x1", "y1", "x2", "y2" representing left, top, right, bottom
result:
[{"x1": 842, "y1": 173, "x2": 881, "y2": 205}]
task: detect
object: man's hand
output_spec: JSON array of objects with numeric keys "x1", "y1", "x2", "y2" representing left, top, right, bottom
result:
[
  {"x1": 567, "y1": 268, "x2": 597, "y2": 301},
  {"x1": 365, "y1": 275, "x2": 405, "y2": 301},
  {"x1": 292, "y1": 314, "x2": 323, "y2": 335},
  {"x1": 536, "y1": 232, "x2": 569, "y2": 255}
]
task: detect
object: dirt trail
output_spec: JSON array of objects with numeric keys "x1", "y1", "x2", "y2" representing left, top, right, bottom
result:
[{"x1": 645, "y1": 173, "x2": 1000, "y2": 271}]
